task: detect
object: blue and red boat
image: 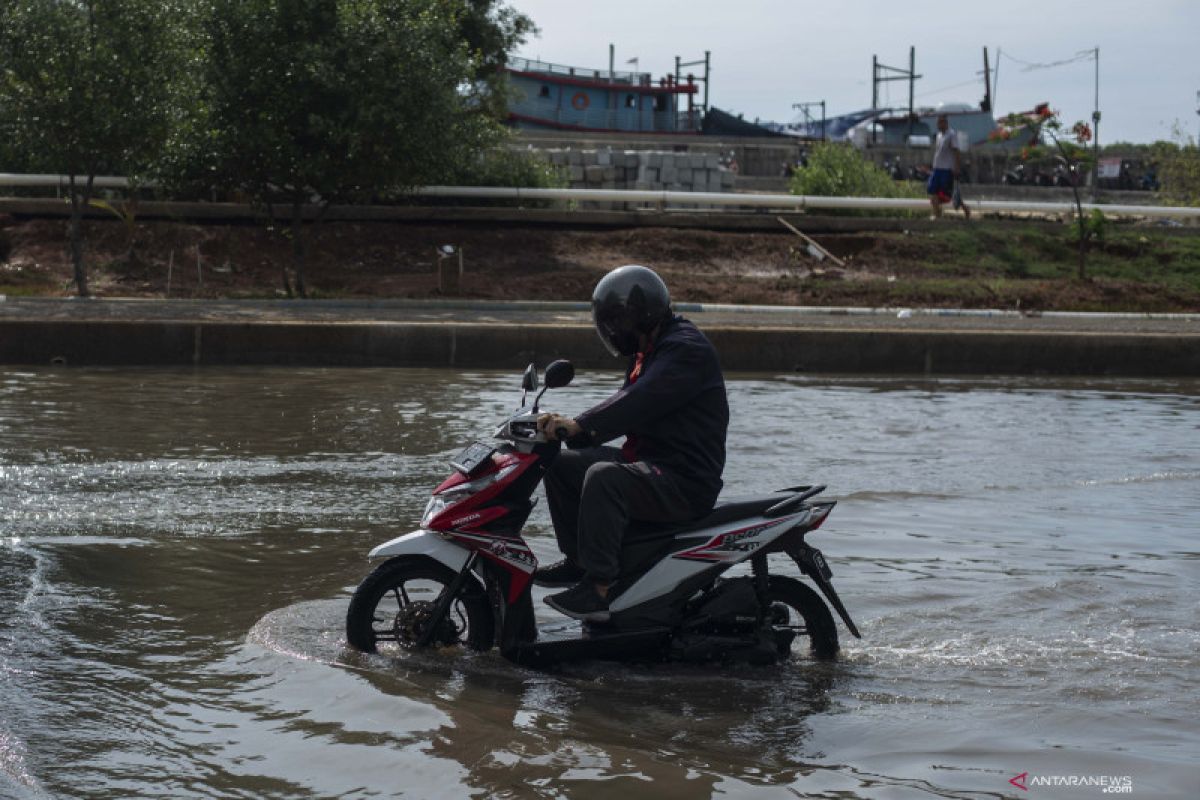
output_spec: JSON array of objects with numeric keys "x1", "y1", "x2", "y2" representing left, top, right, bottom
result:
[{"x1": 504, "y1": 56, "x2": 702, "y2": 135}]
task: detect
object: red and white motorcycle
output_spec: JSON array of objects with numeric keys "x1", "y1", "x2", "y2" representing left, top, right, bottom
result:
[{"x1": 345, "y1": 361, "x2": 861, "y2": 667}]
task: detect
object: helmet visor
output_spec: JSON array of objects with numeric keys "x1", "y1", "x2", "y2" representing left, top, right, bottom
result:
[{"x1": 594, "y1": 314, "x2": 639, "y2": 357}]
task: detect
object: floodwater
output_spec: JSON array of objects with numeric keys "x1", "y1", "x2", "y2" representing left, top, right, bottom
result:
[{"x1": 1, "y1": 367, "x2": 1197, "y2": 799}]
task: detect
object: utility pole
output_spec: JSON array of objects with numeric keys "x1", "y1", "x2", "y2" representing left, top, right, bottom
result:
[
  {"x1": 993, "y1": 47, "x2": 1001, "y2": 110},
  {"x1": 792, "y1": 101, "x2": 827, "y2": 141},
  {"x1": 908, "y1": 46, "x2": 915, "y2": 138},
  {"x1": 1091, "y1": 46, "x2": 1100, "y2": 200},
  {"x1": 871, "y1": 50, "x2": 922, "y2": 142},
  {"x1": 871, "y1": 55, "x2": 878, "y2": 109},
  {"x1": 982, "y1": 47, "x2": 992, "y2": 111},
  {"x1": 608, "y1": 43, "x2": 616, "y2": 123},
  {"x1": 704, "y1": 50, "x2": 711, "y2": 111},
  {"x1": 676, "y1": 52, "x2": 712, "y2": 112}
]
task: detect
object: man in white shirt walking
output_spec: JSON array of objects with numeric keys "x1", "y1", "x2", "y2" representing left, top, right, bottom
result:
[{"x1": 927, "y1": 114, "x2": 971, "y2": 220}]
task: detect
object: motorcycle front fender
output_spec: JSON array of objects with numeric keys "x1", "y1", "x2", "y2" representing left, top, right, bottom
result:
[{"x1": 368, "y1": 529, "x2": 470, "y2": 573}]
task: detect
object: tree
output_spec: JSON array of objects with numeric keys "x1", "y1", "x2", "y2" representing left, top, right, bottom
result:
[
  {"x1": 996, "y1": 109, "x2": 1098, "y2": 279},
  {"x1": 0, "y1": 0, "x2": 183, "y2": 296},
  {"x1": 459, "y1": 0, "x2": 537, "y2": 118},
  {"x1": 1155, "y1": 125, "x2": 1200, "y2": 206},
  {"x1": 188, "y1": 0, "x2": 517, "y2": 297}
]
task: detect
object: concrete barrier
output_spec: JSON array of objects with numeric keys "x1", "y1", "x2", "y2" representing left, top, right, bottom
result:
[
  {"x1": 707, "y1": 327, "x2": 1199, "y2": 376},
  {"x1": 2, "y1": 319, "x2": 1196, "y2": 376}
]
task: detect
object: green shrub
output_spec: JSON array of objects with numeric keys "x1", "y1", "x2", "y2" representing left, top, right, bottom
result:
[
  {"x1": 457, "y1": 147, "x2": 567, "y2": 189},
  {"x1": 790, "y1": 142, "x2": 922, "y2": 200},
  {"x1": 1156, "y1": 142, "x2": 1200, "y2": 206},
  {"x1": 789, "y1": 142, "x2": 922, "y2": 216}
]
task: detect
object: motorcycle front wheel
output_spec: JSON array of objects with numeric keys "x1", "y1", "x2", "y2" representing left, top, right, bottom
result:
[
  {"x1": 345, "y1": 556, "x2": 495, "y2": 654},
  {"x1": 767, "y1": 575, "x2": 839, "y2": 660}
]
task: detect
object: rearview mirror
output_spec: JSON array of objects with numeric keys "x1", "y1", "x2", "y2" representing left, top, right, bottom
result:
[
  {"x1": 544, "y1": 360, "x2": 575, "y2": 389},
  {"x1": 521, "y1": 363, "x2": 538, "y2": 392}
]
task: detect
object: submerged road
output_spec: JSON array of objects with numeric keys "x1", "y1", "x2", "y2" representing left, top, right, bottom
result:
[
  {"x1": 1, "y1": 297, "x2": 1198, "y2": 375},
  {"x1": 3, "y1": 367, "x2": 1195, "y2": 797}
]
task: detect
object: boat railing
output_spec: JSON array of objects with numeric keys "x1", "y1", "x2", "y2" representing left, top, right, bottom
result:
[
  {"x1": 508, "y1": 56, "x2": 651, "y2": 86},
  {"x1": 675, "y1": 109, "x2": 704, "y2": 132},
  {"x1": 510, "y1": 95, "x2": 703, "y2": 132}
]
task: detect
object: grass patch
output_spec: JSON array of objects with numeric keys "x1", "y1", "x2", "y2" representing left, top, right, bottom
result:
[
  {"x1": 875, "y1": 223, "x2": 1200, "y2": 292},
  {"x1": 0, "y1": 283, "x2": 57, "y2": 297}
]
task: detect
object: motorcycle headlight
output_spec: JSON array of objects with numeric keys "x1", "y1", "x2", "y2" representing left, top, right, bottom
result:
[
  {"x1": 421, "y1": 494, "x2": 452, "y2": 527},
  {"x1": 421, "y1": 463, "x2": 520, "y2": 528}
]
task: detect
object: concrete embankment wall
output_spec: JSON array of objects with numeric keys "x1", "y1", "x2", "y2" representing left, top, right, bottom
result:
[
  {"x1": 3, "y1": 319, "x2": 1196, "y2": 377},
  {"x1": 540, "y1": 148, "x2": 735, "y2": 194},
  {"x1": 516, "y1": 130, "x2": 799, "y2": 178}
]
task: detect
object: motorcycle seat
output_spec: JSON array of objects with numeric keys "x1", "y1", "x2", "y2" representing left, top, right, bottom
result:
[
  {"x1": 625, "y1": 492, "x2": 793, "y2": 543},
  {"x1": 690, "y1": 493, "x2": 796, "y2": 528}
]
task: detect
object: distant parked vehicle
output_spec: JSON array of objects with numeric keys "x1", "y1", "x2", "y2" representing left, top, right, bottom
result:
[
  {"x1": 1001, "y1": 163, "x2": 1026, "y2": 185},
  {"x1": 1052, "y1": 158, "x2": 1083, "y2": 188},
  {"x1": 1118, "y1": 161, "x2": 1135, "y2": 190},
  {"x1": 908, "y1": 164, "x2": 931, "y2": 182},
  {"x1": 882, "y1": 156, "x2": 905, "y2": 180},
  {"x1": 1001, "y1": 163, "x2": 1053, "y2": 187}
]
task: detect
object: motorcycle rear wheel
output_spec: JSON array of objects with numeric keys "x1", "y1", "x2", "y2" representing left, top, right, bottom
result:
[
  {"x1": 767, "y1": 576, "x2": 839, "y2": 660},
  {"x1": 345, "y1": 556, "x2": 494, "y2": 654}
]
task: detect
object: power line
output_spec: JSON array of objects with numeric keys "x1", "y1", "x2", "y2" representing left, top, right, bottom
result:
[
  {"x1": 916, "y1": 77, "x2": 983, "y2": 99},
  {"x1": 1000, "y1": 49, "x2": 1095, "y2": 72}
]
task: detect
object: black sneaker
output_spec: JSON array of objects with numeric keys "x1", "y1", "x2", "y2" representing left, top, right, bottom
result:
[
  {"x1": 533, "y1": 559, "x2": 585, "y2": 588},
  {"x1": 545, "y1": 581, "x2": 611, "y2": 623}
]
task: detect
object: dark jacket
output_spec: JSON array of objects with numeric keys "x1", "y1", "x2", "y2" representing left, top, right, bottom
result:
[{"x1": 574, "y1": 316, "x2": 728, "y2": 513}]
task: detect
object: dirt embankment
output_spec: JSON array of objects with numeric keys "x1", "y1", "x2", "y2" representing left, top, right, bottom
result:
[{"x1": 2, "y1": 214, "x2": 1198, "y2": 312}]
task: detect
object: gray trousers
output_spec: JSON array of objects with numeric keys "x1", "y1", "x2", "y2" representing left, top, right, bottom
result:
[{"x1": 544, "y1": 446, "x2": 693, "y2": 583}]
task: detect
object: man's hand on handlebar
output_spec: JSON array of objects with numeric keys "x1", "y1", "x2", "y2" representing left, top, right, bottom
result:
[{"x1": 537, "y1": 413, "x2": 582, "y2": 442}]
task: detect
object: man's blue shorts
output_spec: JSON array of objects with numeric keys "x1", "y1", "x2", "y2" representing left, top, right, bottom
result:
[{"x1": 927, "y1": 168, "x2": 954, "y2": 201}]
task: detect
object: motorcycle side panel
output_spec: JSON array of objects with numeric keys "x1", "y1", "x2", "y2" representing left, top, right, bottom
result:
[
  {"x1": 367, "y1": 529, "x2": 470, "y2": 572},
  {"x1": 610, "y1": 512, "x2": 806, "y2": 612},
  {"x1": 608, "y1": 552, "x2": 714, "y2": 613}
]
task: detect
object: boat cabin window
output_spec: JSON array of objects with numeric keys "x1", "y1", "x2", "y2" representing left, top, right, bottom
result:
[
  {"x1": 654, "y1": 94, "x2": 669, "y2": 112},
  {"x1": 538, "y1": 85, "x2": 550, "y2": 98},
  {"x1": 625, "y1": 94, "x2": 637, "y2": 108}
]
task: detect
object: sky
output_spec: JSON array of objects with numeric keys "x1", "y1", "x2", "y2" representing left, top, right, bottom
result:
[{"x1": 506, "y1": 0, "x2": 1200, "y2": 145}]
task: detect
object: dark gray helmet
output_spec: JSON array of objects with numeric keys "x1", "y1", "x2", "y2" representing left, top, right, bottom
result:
[{"x1": 591, "y1": 265, "x2": 671, "y2": 357}]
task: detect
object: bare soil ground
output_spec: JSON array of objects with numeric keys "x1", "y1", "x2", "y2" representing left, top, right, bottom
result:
[{"x1": 2, "y1": 214, "x2": 1198, "y2": 312}]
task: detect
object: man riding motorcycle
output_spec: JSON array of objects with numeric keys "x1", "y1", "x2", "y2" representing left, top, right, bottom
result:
[{"x1": 535, "y1": 265, "x2": 729, "y2": 622}]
